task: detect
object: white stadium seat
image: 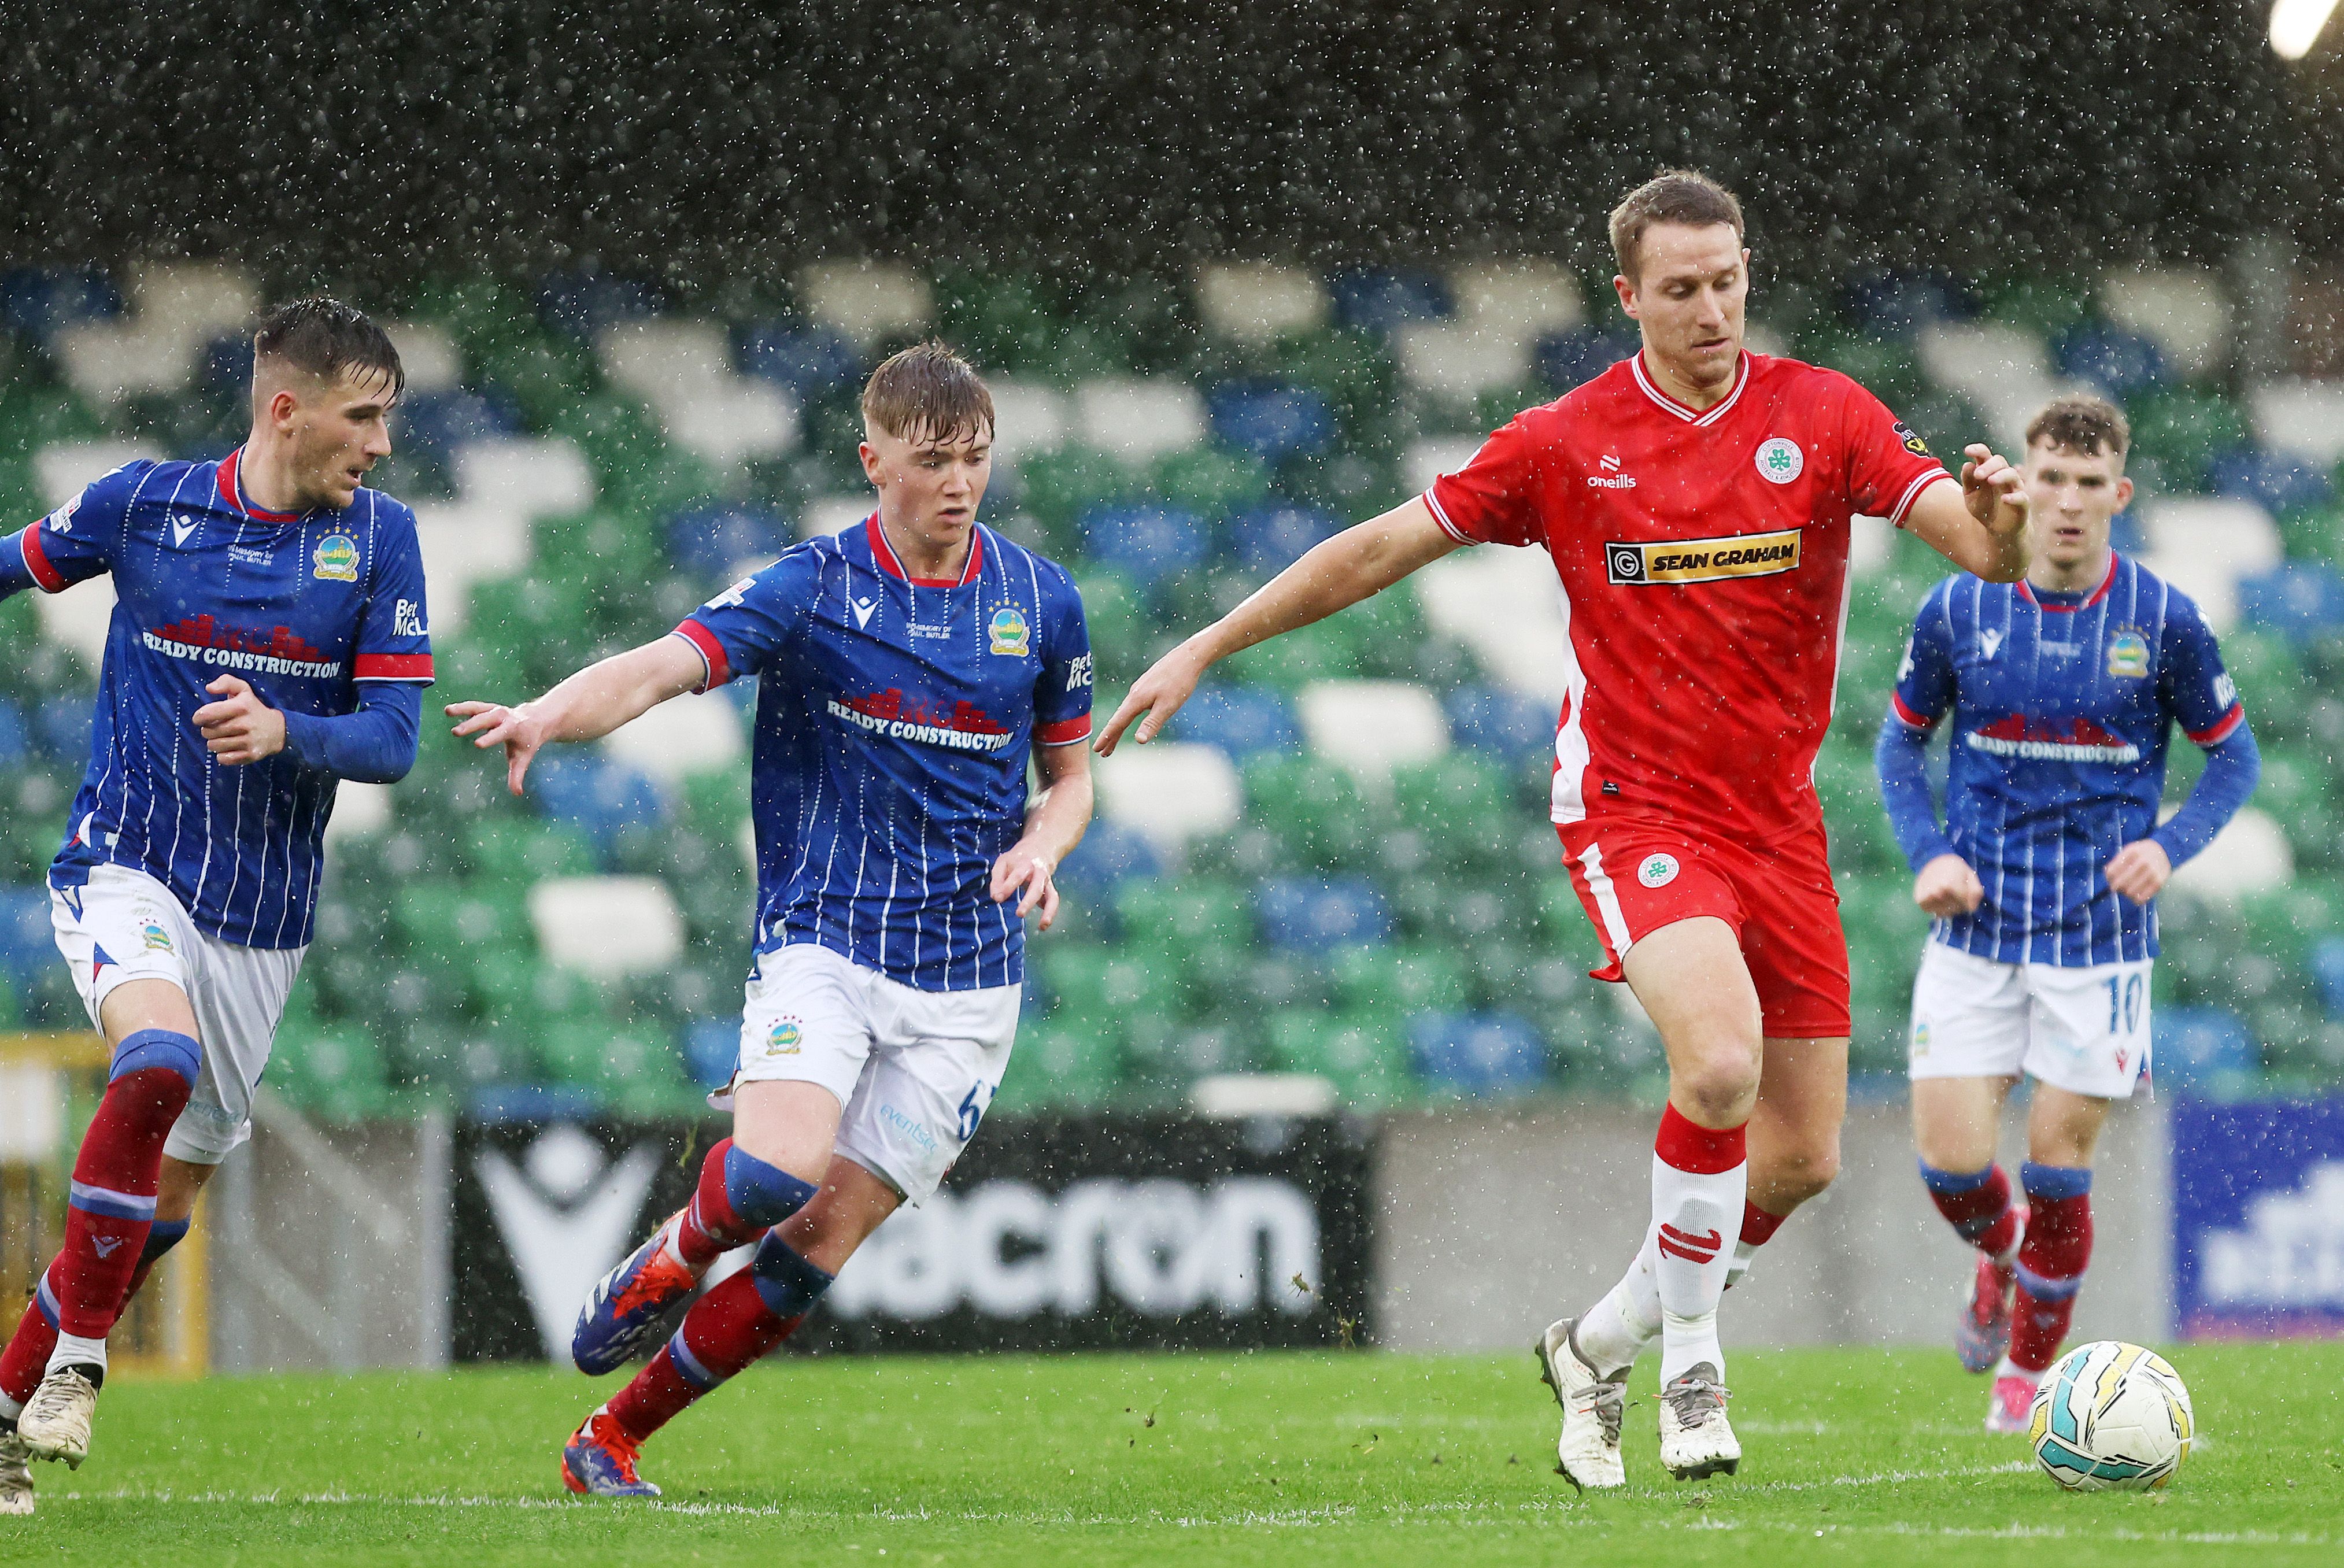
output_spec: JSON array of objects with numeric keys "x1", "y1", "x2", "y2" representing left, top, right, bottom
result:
[
  {"x1": 1448, "y1": 258, "x2": 1581, "y2": 336},
  {"x1": 1074, "y1": 377, "x2": 1207, "y2": 458},
  {"x1": 1403, "y1": 436, "x2": 1483, "y2": 496},
  {"x1": 451, "y1": 437, "x2": 596, "y2": 520},
  {"x1": 53, "y1": 321, "x2": 198, "y2": 403},
  {"x1": 35, "y1": 440, "x2": 160, "y2": 509},
  {"x1": 1414, "y1": 546, "x2": 1574, "y2": 703},
  {"x1": 598, "y1": 690, "x2": 746, "y2": 786},
  {"x1": 32, "y1": 572, "x2": 116, "y2": 666},
  {"x1": 1296, "y1": 679, "x2": 1450, "y2": 785},
  {"x1": 409, "y1": 502, "x2": 532, "y2": 635},
  {"x1": 798, "y1": 260, "x2": 933, "y2": 346},
  {"x1": 528, "y1": 876, "x2": 685, "y2": 977},
  {"x1": 1093, "y1": 740, "x2": 1244, "y2": 855},
  {"x1": 597, "y1": 320, "x2": 731, "y2": 400},
  {"x1": 598, "y1": 321, "x2": 798, "y2": 467},
  {"x1": 2248, "y1": 378, "x2": 2344, "y2": 468},
  {"x1": 2166, "y1": 805, "x2": 2293, "y2": 901},
  {"x1": 1393, "y1": 321, "x2": 1532, "y2": 402},
  {"x1": 1848, "y1": 512, "x2": 1895, "y2": 578},
  {"x1": 321, "y1": 781, "x2": 394, "y2": 843},
  {"x1": 2135, "y1": 497, "x2": 2284, "y2": 633},
  {"x1": 1916, "y1": 322, "x2": 2068, "y2": 448},
  {"x1": 1195, "y1": 263, "x2": 1329, "y2": 343},
  {"x1": 800, "y1": 494, "x2": 872, "y2": 539},
  {"x1": 2101, "y1": 265, "x2": 2232, "y2": 380},
  {"x1": 125, "y1": 261, "x2": 259, "y2": 342},
  {"x1": 985, "y1": 380, "x2": 1070, "y2": 465},
  {"x1": 380, "y1": 321, "x2": 463, "y2": 393}
]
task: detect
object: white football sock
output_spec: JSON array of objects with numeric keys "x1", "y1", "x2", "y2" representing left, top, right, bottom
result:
[
  {"x1": 1651, "y1": 1151, "x2": 1744, "y2": 1385},
  {"x1": 1574, "y1": 1236, "x2": 1661, "y2": 1376},
  {"x1": 47, "y1": 1331, "x2": 108, "y2": 1379},
  {"x1": 1724, "y1": 1238, "x2": 1760, "y2": 1290}
]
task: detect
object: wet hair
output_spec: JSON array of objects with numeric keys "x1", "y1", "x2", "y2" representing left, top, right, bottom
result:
[
  {"x1": 2026, "y1": 395, "x2": 2130, "y2": 464},
  {"x1": 252, "y1": 296, "x2": 404, "y2": 399},
  {"x1": 862, "y1": 339, "x2": 994, "y2": 445},
  {"x1": 1609, "y1": 170, "x2": 1746, "y2": 280}
]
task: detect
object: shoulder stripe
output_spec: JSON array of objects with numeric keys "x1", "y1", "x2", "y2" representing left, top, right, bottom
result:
[
  {"x1": 672, "y1": 619, "x2": 730, "y2": 690},
  {"x1": 2188, "y1": 702, "x2": 2246, "y2": 748}
]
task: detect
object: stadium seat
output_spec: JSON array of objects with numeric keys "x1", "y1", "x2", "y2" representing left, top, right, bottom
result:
[
  {"x1": 1171, "y1": 685, "x2": 1300, "y2": 760},
  {"x1": 797, "y1": 260, "x2": 933, "y2": 346},
  {"x1": 1329, "y1": 268, "x2": 1453, "y2": 335},
  {"x1": 1451, "y1": 258, "x2": 1582, "y2": 334},
  {"x1": 1263, "y1": 1016, "x2": 1410, "y2": 1103},
  {"x1": 2101, "y1": 265, "x2": 2232, "y2": 381},
  {"x1": 0, "y1": 265, "x2": 122, "y2": 345},
  {"x1": 1296, "y1": 679, "x2": 1449, "y2": 785},
  {"x1": 1193, "y1": 262, "x2": 1329, "y2": 343},
  {"x1": 0, "y1": 885, "x2": 51, "y2": 992},
  {"x1": 0, "y1": 698, "x2": 29, "y2": 769},
  {"x1": 733, "y1": 320, "x2": 863, "y2": 398},
  {"x1": 2154, "y1": 1006, "x2": 2256, "y2": 1079},
  {"x1": 2053, "y1": 319, "x2": 2168, "y2": 400},
  {"x1": 666, "y1": 500, "x2": 791, "y2": 579},
  {"x1": 1073, "y1": 378, "x2": 1208, "y2": 458},
  {"x1": 1230, "y1": 504, "x2": 1343, "y2": 576},
  {"x1": 1393, "y1": 321, "x2": 1535, "y2": 402},
  {"x1": 395, "y1": 388, "x2": 524, "y2": 460},
  {"x1": 534, "y1": 271, "x2": 663, "y2": 341},
  {"x1": 1414, "y1": 548, "x2": 1573, "y2": 701},
  {"x1": 2135, "y1": 497, "x2": 2284, "y2": 630},
  {"x1": 529, "y1": 752, "x2": 670, "y2": 852},
  {"x1": 800, "y1": 494, "x2": 872, "y2": 538},
  {"x1": 408, "y1": 503, "x2": 532, "y2": 635},
  {"x1": 1406, "y1": 1010, "x2": 1546, "y2": 1094},
  {"x1": 2248, "y1": 378, "x2": 2344, "y2": 468},
  {"x1": 2207, "y1": 448, "x2": 2334, "y2": 518},
  {"x1": 29, "y1": 568, "x2": 115, "y2": 665},
  {"x1": 35, "y1": 439, "x2": 159, "y2": 508},
  {"x1": 1255, "y1": 876, "x2": 1392, "y2": 953},
  {"x1": 380, "y1": 321, "x2": 464, "y2": 393},
  {"x1": 1402, "y1": 436, "x2": 1482, "y2": 495},
  {"x1": 1842, "y1": 271, "x2": 1975, "y2": 335},
  {"x1": 597, "y1": 320, "x2": 798, "y2": 467},
  {"x1": 599, "y1": 690, "x2": 746, "y2": 787},
  {"x1": 450, "y1": 437, "x2": 596, "y2": 519},
  {"x1": 2166, "y1": 805, "x2": 2293, "y2": 900},
  {"x1": 54, "y1": 319, "x2": 199, "y2": 403},
  {"x1": 1095, "y1": 741, "x2": 1244, "y2": 856},
  {"x1": 1329, "y1": 943, "x2": 1470, "y2": 1018},
  {"x1": 1206, "y1": 381, "x2": 1336, "y2": 460},
  {"x1": 2312, "y1": 938, "x2": 2344, "y2": 1018},
  {"x1": 1054, "y1": 819, "x2": 1163, "y2": 903},
  {"x1": 527, "y1": 875, "x2": 685, "y2": 977},
  {"x1": 1443, "y1": 685, "x2": 1555, "y2": 759},
  {"x1": 1914, "y1": 321, "x2": 2066, "y2": 447},
  {"x1": 1535, "y1": 326, "x2": 1638, "y2": 393},
  {"x1": 985, "y1": 380, "x2": 1071, "y2": 466},
  {"x1": 320, "y1": 781, "x2": 393, "y2": 843},
  {"x1": 2238, "y1": 563, "x2": 2344, "y2": 644},
  {"x1": 1077, "y1": 502, "x2": 1207, "y2": 586},
  {"x1": 597, "y1": 319, "x2": 731, "y2": 398}
]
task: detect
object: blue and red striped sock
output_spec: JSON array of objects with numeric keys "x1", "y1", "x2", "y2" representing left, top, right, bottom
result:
[
  {"x1": 671, "y1": 1139, "x2": 819, "y2": 1271},
  {"x1": 2009, "y1": 1163, "x2": 2092, "y2": 1374},
  {"x1": 608, "y1": 1237, "x2": 834, "y2": 1441}
]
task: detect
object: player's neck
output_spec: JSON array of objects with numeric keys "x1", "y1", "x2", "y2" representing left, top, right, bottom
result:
[
  {"x1": 2027, "y1": 547, "x2": 2113, "y2": 597},
  {"x1": 236, "y1": 436, "x2": 309, "y2": 516},
  {"x1": 877, "y1": 511, "x2": 971, "y2": 583},
  {"x1": 1638, "y1": 346, "x2": 1735, "y2": 412}
]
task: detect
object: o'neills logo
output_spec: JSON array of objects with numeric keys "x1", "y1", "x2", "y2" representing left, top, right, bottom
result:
[{"x1": 1606, "y1": 528, "x2": 1802, "y2": 586}]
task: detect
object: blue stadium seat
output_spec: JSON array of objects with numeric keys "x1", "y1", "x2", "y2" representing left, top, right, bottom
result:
[
  {"x1": 0, "y1": 886, "x2": 53, "y2": 991},
  {"x1": 1407, "y1": 1010, "x2": 1546, "y2": 1093},
  {"x1": 667, "y1": 501, "x2": 792, "y2": 579},
  {"x1": 2206, "y1": 448, "x2": 2335, "y2": 518},
  {"x1": 1175, "y1": 685, "x2": 1300, "y2": 760},
  {"x1": 1077, "y1": 504, "x2": 1207, "y2": 587},
  {"x1": 1256, "y1": 876, "x2": 1392, "y2": 953},
  {"x1": 683, "y1": 1017, "x2": 741, "y2": 1088},
  {"x1": 196, "y1": 334, "x2": 253, "y2": 395},
  {"x1": 535, "y1": 271, "x2": 664, "y2": 341},
  {"x1": 2109, "y1": 510, "x2": 2147, "y2": 554},
  {"x1": 0, "y1": 266, "x2": 122, "y2": 345},
  {"x1": 396, "y1": 388, "x2": 526, "y2": 459},
  {"x1": 734, "y1": 321, "x2": 863, "y2": 397},
  {"x1": 1443, "y1": 686, "x2": 1554, "y2": 759},
  {"x1": 0, "y1": 698, "x2": 31, "y2": 769},
  {"x1": 1206, "y1": 382, "x2": 1336, "y2": 460},
  {"x1": 2238, "y1": 563, "x2": 2344, "y2": 644},
  {"x1": 1330, "y1": 269, "x2": 1452, "y2": 335},
  {"x1": 2154, "y1": 1006, "x2": 2254, "y2": 1082},
  {"x1": 467, "y1": 1083, "x2": 605, "y2": 1124},
  {"x1": 1536, "y1": 326, "x2": 1637, "y2": 393},
  {"x1": 529, "y1": 753, "x2": 670, "y2": 853},
  {"x1": 1055, "y1": 820, "x2": 1163, "y2": 904},
  {"x1": 2053, "y1": 320, "x2": 2168, "y2": 400},
  {"x1": 2312, "y1": 937, "x2": 2344, "y2": 1018},
  {"x1": 1230, "y1": 505, "x2": 1343, "y2": 576},
  {"x1": 1840, "y1": 271, "x2": 1975, "y2": 335}
]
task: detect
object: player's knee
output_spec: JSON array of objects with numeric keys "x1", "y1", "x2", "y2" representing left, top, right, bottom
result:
[
  {"x1": 720, "y1": 1142, "x2": 821, "y2": 1230},
  {"x1": 110, "y1": 1028, "x2": 202, "y2": 1091},
  {"x1": 1773, "y1": 1137, "x2": 1841, "y2": 1203},
  {"x1": 1674, "y1": 1038, "x2": 1762, "y2": 1123}
]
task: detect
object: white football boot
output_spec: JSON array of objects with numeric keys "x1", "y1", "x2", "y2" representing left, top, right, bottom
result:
[
  {"x1": 1656, "y1": 1362, "x2": 1740, "y2": 1480},
  {"x1": 0, "y1": 1427, "x2": 32, "y2": 1514},
  {"x1": 18, "y1": 1369, "x2": 98, "y2": 1470},
  {"x1": 1535, "y1": 1317, "x2": 1627, "y2": 1490}
]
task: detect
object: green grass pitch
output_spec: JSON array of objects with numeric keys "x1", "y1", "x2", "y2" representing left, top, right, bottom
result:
[{"x1": 9, "y1": 1344, "x2": 2341, "y2": 1566}]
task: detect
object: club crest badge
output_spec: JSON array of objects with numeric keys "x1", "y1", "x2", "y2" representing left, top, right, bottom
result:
[
  {"x1": 1637, "y1": 853, "x2": 1680, "y2": 888},
  {"x1": 313, "y1": 532, "x2": 359, "y2": 582},
  {"x1": 768, "y1": 1019, "x2": 803, "y2": 1055},
  {"x1": 989, "y1": 606, "x2": 1030, "y2": 657},
  {"x1": 1755, "y1": 437, "x2": 1804, "y2": 485},
  {"x1": 2107, "y1": 630, "x2": 2150, "y2": 679}
]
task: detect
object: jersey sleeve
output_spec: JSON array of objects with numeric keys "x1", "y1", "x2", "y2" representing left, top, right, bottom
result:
[
  {"x1": 1888, "y1": 580, "x2": 1958, "y2": 730},
  {"x1": 1033, "y1": 567, "x2": 1094, "y2": 748},
  {"x1": 671, "y1": 549, "x2": 819, "y2": 690},
  {"x1": 2160, "y1": 591, "x2": 2246, "y2": 746},
  {"x1": 1839, "y1": 380, "x2": 1954, "y2": 528},
  {"x1": 3, "y1": 462, "x2": 149, "y2": 594},
  {"x1": 352, "y1": 509, "x2": 435, "y2": 683},
  {"x1": 1424, "y1": 415, "x2": 1544, "y2": 548}
]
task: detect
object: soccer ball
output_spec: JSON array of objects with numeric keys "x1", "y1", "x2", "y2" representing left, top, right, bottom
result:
[{"x1": 2027, "y1": 1341, "x2": 2194, "y2": 1492}]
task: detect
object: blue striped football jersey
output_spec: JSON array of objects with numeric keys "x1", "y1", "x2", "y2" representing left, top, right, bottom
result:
[
  {"x1": 673, "y1": 517, "x2": 1092, "y2": 992},
  {"x1": 9, "y1": 450, "x2": 432, "y2": 949},
  {"x1": 1887, "y1": 555, "x2": 2243, "y2": 965}
]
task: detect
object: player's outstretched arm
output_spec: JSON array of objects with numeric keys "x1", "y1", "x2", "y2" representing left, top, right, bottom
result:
[
  {"x1": 992, "y1": 739, "x2": 1095, "y2": 932},
  {"x1": 446, "y1": 635, "x2": 707, "y2": 794},
  {"x1": 1902, "y1": 444, "x2": 2030, "y2": 583},
  {"x1": 1095, "y1": 497, "x2": 1461, "y2": 754}
]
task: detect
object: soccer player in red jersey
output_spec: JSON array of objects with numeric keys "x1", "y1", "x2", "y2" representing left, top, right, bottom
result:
[{"x1": 1100, "y1": 171, "x2": 2031, "y2": 1485}]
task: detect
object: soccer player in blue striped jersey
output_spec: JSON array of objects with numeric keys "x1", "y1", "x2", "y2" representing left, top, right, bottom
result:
[
  {"x1": 1876, "y1": 395, "x2": 2259, "y2": 1434},
  {"x1": 447, "y1": 342, "x2": 1095, "y2": 1499},
  {"x1": 0, "y1": 300, "x2": 429, "y2": 1498}
]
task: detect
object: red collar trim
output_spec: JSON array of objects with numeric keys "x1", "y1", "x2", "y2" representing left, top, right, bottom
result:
[
  {"x1": 2017, "y1": 554, "x2": 2118, "y2": 612},
  {"x1": 866, "y1": 516, "x2": 983, "y2": 587},
  {"x1": 216, "y1": 449, "x2": 303, "y2": 523},
  {"x1": 1630, "y1": 350, "x2": 1748, "y2": 427}
]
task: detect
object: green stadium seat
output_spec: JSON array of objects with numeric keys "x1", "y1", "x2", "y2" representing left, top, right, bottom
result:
[
  {"x1": 1265, "y1": 1014, "x2": 1412, "y2": 1103},
  {"x1": 992, "y1": 1019, "x2": 1122, "y2": 1110},
  {"x1": 1328, "y1": 943, "x2": 1470, "y2": 1020},
  {"x1": 269, "y1": 1026, "x2": 390, "y2": 1120},
  {"x1": 1238, "y1": 756, "x2": 1373, "y2": 868}
]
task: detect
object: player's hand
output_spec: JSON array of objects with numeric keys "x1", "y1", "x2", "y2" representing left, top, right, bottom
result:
[
  {"x1": 1095, "y1": 642, "x2": 1210, "y2": 757},
  {"x1": 2105, "y1": 840, "x2": 2172, "y2": 905},
  {"x1": 990, "y1": 843, "x2": 1061, "y2": 930},
  {"x1": 193, "y1": 675, "x2": 287, "y2": 765},
  {"x1": 1913, "y1": 852, "x2": 1984, "y2": 918},
  {"x1": 446, "y1": 700, "x2": 549, "y2": 794},
  {"x1": 1960, "y1": 444, "x2": 2030, "y2": 538}
]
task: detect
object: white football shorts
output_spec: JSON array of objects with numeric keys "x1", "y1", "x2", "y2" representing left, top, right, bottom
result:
[
  {"x1": 49, "y1": 862, "x2": 306, "y2": 1164},
  {"x1": 719, "y1": 942, "x2": 1020, "y2": 1205},
  {"x1": 1906, "y1": 940, "x2": 2150, "y2": 1100}
]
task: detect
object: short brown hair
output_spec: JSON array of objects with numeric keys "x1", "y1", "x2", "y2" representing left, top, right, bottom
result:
[
  {"x1": 253, "y1": 296, "x2": 404, "y2": 397},
  {"x1": 2025, "y1": 395, "x2": 2130, "y2": 463},
  {"x1": 1609, "y1": 171, "x2": 1746, "y2": 280},
  {"x1": 861, "y1": 339, "x2": 994, "y2": 444}
]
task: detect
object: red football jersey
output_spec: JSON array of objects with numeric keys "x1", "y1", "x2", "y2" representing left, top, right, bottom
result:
[{"x1": 1425, "y1": 350, "x2": 1952, "y2": 848}]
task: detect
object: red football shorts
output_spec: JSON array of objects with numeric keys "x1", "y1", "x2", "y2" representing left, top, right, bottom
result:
[{"x1": 1556, "y1": 813, "x2": 1851, "y2": 1040}]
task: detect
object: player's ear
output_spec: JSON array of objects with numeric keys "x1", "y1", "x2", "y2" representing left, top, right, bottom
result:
[
  {"x1": 1613, "y1": 274, "x2": 1639, "y2": 319},
  {"x1": 857, "y1": 439, "x2": 883, "y2": 489}
]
